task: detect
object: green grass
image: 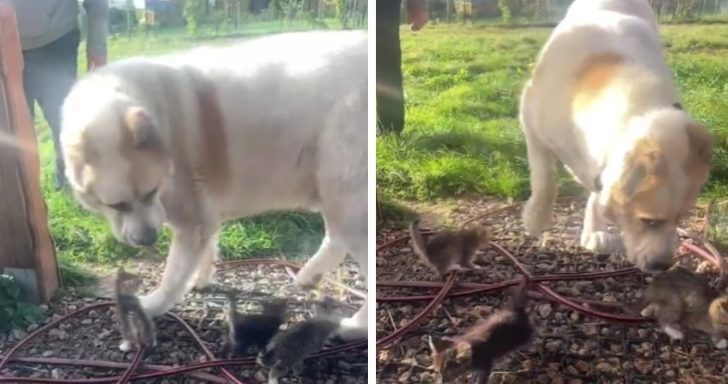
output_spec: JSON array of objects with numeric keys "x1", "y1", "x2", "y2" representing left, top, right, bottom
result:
[
  {"x1": 377, "y1": 23, "x2": 728, "y2": 201},
  {"x1": 37, "y1": 21, "x2": 350, "y2": 290}
]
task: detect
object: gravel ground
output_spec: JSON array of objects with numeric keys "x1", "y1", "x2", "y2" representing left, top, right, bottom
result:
[
  {"x1": 0, "y1": 259, "x2": 367, "y2": 383},
  {"x1": 376, "y1": 197, "x2": 728, "y2": 384}
]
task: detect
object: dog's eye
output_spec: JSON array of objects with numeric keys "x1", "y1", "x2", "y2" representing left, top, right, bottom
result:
[
  {"x1": 640, "y1": 218, "x2": 666, "y2": 229},
  {"x1": 109, "y1": 202, "x2": 132, "y2": 212},
  {"x1": 141, "y1": 188, "x2": 158, "y2": 204}
]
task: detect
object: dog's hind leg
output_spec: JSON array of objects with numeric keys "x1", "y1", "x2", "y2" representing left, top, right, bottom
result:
[
  {"x1": 520, "y1": 84, "x2": 557, "y2": 237},
  {"x1": 139, "y1": 225, "x2": 218, "y2": 317},
  {"x1": 580, "y1": 192, "x2": 623, "y2": 253}
]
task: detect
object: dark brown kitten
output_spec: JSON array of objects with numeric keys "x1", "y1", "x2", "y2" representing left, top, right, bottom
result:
[
  {"x1": 429, "y1": 277, "x2": 533, "y2": 383},
  {"x1": 115, "y1": 267, "x2": 156, "y2": 352},
  {"x1": 409, "y1": 219, "x2": 491, "y2": 278},
  {"x1": 639, "y1": 265, "x2": 728, "y2": 349},
  {"x1": 257, "y1": 297, "x2": 341, "y2": 384},
  {"x1": 222, "y1": 293, "x2": 287, "y2": 357}
]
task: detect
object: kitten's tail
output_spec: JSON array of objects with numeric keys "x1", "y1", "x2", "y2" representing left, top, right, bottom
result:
[
  {"x1": 409, "y1": 219, "x2": 429, "y2": 259},
  {"x1": 509, "y1": 275, "x2": 530, "y2": 310},
  {"x1": 257, "y1": 348, "x2": 275, "y2": 368}
]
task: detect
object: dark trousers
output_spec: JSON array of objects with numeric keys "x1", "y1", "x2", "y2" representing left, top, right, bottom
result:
[
  {"x1": 22, "y1": 29, "x2": 80, "y2": 188},
  {"x1": 376, "y1": 0, "x2": 405, "y2": 135}
]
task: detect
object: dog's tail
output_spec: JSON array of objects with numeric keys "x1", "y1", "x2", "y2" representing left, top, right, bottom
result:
[{"x1": 409, "y1": 219, "x2": 428, "y2": 259}]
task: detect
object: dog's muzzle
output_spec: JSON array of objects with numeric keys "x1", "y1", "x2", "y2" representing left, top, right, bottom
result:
[{"x1": 127, "y1": 227, "x2": 158, "y2": 247}]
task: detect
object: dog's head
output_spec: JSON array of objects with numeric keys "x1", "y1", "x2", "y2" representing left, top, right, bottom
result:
[
  {"x1": 600, "y1": 110, "x2": 712, "y2": 272},
  {"x1": 60, "y1": 75, "x2": 172, "y2": 247}
]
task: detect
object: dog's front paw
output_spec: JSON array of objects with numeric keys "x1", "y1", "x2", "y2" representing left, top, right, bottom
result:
[
  {"x1": 336, "y1": 317, "x2": 367, "y2": 341},
  {"x1": 294, "y1": 268, "x2": 323, "y2": 290},
  {"x1": 580, "y1": 230, "x2": 623, "y2": 254},
  {"x1": 522, "y1": 198, "x2": 554, "y2": 236},
  {"x1": 192, "y1": 264, "x2": 217, "y2": 290},
  {"x1": 138, "y1": 293, "x2": 168, "y2": 318}
]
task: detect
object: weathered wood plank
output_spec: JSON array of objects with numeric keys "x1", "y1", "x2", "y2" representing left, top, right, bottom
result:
[{"x1": 0, "y1": 4, "x2": 59, "y2": 302}]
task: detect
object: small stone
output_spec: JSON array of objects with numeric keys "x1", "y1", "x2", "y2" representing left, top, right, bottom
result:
[
  {"x1": 595, "y1": 362, "x2": 612, "y2": 373},
  {"x1": 545, "y1": 340, "x2": 562, "y2": 352},
  {"x1": 398, "y1": 370, "x2": 412, "y2": 382},
  {"x1": 97, "y1": 329, "x2": 112, "y2": 339},
  {"x1": 634, "y1": 359, "x2": 653, "y2": 374},
  {"x1": 575, "y1": 360, "x2": 590, "y2": 373},
  {"x1": 537, "y1": 303, "x2": 552, "y2": 318},
  {"x1": 81, "y1": 319, "x2": 92, "y2": 325},
  {"x1": 48, "y1": 328, "x2": 69, "y2": 340},
  {"x1": 42, "y1": 350, "x2": 55, "y2": 357},
  {"x1": 68, "y1": 305, "x2": 77, "y2": 311},
  {"x1": 51, "y1": 368, "x2": 62, "y2": 379},
  {"x1": 26, "y1": 324, "x2": 39, "y2": 332},
  {"x1": 12, "y1": 329, "x2": 27, "y2": 340},
  {"x1": 39, "y1": 304, "x2": 48, "y2": 311}
]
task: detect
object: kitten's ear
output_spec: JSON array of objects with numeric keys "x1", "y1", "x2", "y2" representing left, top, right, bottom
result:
[{"x1": 720, "y1": 300, "x2": 728, "y2": 315}]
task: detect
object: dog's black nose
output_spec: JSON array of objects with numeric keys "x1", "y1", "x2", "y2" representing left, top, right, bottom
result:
[
  {"x1": 130, "y1": 229, "x2": 158, "y2": 247},
  {"x1": 645, "y1": 259, "x2": 673, "y2": 273}
]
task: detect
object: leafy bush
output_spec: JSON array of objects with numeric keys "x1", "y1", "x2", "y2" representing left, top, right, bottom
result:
[
  {"x1": 498, "y1": 0, "x2": 514, "y2": 24},
  {"x1": 0, "y1": 274, "x2": 44, "y2": 333}
]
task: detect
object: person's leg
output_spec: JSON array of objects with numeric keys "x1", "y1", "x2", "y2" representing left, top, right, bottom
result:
[
  {"x1": 30, "y1": 30, "x2": 80, "y2": 190},
  {"x1": 376, "y1": 0, "x2": 405, "y2": 135}
]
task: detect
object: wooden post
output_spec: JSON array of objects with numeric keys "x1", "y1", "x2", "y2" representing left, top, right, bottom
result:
[{"x1": 0, "y1": 5, "x2": 59, "y2": 303}]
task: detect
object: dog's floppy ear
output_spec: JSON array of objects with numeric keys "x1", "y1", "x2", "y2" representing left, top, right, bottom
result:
[
  {"x1": 614, "y1": 140, "x2": 666, "y2": 204},
  {"x1": 686, "y1": 122, "x2": 713, "y2": 167},
  {"x1": 124, "y1": 107, "x2": 155, "y2": 147}
]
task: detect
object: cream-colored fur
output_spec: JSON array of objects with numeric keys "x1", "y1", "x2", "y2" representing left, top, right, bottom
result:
[
  {"x1": 60, "y1": 31, "x2": 368, "y2": 340},
  {"x1": 520, "y1": 0, "x2": 712, "y2": 272}
]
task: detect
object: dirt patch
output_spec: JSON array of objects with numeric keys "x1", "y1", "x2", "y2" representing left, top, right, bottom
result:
[
  {"x1": 0, "y1": 260, "x2": 367, "y2": 383},
  {"x1": 377, "y1": 197, "x2": 727, "y2": 384}
]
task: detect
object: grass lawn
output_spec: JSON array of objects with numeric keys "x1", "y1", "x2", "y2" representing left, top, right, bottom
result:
[
  {"x1": 37, "y1": 20, "x2": 361, "y2": 290},
  {"x1": 377, "y1": 23, "x2": 728, "y2": 203}
]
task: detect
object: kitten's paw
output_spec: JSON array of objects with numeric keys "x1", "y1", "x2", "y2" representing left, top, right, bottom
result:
[
  {"x1": 663, "y1": 325, "x2": 684, "y2": 340},
  {"x1": 522, "y1": 198, "x2": 554, "y2": 236},
  {"x1": 336, "y1": 317, "x2": 367, "y2": 341},
  {"x1": 119, "y1": 340, "x2": 133, "y2": 352},
  {"x1": 714, "y1": 338, "x2": 728, "y2": 349},
  {"x1": 580, "y1": 230, "x2": 623, "y2": 254}
]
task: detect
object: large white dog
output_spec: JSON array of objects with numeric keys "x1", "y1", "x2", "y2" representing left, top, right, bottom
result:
[
  {"x1": 60, "y1": 31, "x2": 368, "y2": 341},
  {"x1": 520, "y1": 0, "x2": 712, "y2": 272}
]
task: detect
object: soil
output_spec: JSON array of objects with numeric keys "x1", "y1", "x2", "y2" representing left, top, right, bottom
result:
[
  {"x1": 0, "y1": 259, "x2": 367, "y2": 383},
  {"x1": 376, "y1": 196, "x2": 728, "y2": 384}
]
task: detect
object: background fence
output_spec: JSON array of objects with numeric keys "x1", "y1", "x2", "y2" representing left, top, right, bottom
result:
[{"x1": 89, "y1": 0, "x2": 367, "y2": 38}]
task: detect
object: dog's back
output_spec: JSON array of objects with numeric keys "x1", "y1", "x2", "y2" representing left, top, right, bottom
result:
[{"x1": 565, "y1": 0, "x2": 657, "y2": 28}]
